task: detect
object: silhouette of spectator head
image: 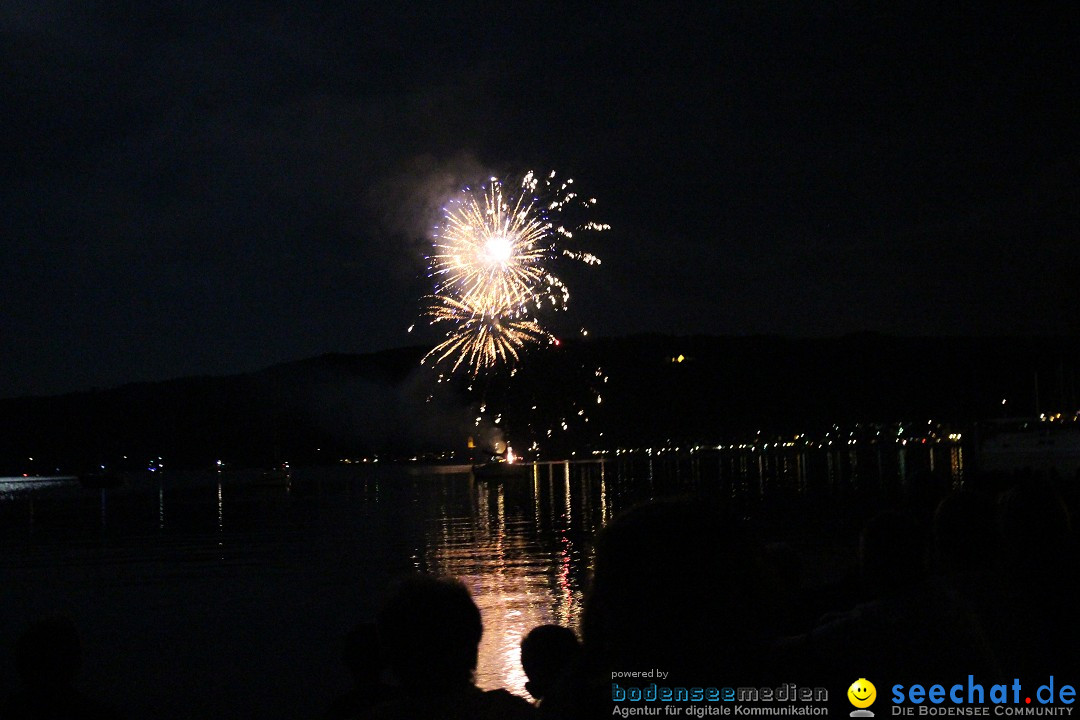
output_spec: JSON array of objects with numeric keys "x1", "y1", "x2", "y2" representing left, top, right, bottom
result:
[
  {"x1": 997, "y1": 481, "x2": 1073, "y2": 576},
  {"x1": 15, "y1": 615, "x2": 82, "y2": 690},
  {"x1": 902, "y1": 468, "x2": 948, "y2": 511},
  {"x1": 859, "y1": 511, "x2": 924, "y2": 596},
  {"x1": 324, "y1": 621, "x2": 396, "y2": 718},
  {"x1": 376, "y1": 574, "x2": 482, "y2": 690},
  {"x1": 762, "y1": 541, "x2": 804, "y2": 635},
  {"x1": 933, "y1": 490, "x2": 997, "y2": 576},
  {"x1": 581, "y1": 497, "x2": 775, "y2": 682},
  {"x1": 520, "y1": 624, "x2": 581, "y2": 701},
  {"x1": 342, "y1": 622, "x2": 385, "y2": 686}
]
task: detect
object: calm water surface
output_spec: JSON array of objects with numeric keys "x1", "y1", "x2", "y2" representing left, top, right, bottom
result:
[{"x1": 0, "y1": 444, "x2": 960, "y2": 719}]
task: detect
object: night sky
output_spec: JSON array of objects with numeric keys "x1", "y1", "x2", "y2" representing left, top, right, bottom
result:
[{"x1": 3, "y1": 2, "x2": 1078, "y2": 397}]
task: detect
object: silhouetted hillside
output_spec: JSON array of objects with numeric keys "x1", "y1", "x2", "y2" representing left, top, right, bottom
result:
[{"x1": 2, "y1": 335, "x2": 1077, "y2": 474}]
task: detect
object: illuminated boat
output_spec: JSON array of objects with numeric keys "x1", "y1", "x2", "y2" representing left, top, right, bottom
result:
[
  {"x1": 977, "y1": 416, "x2": 1080, "y2": 479},
  {"x1": 471, "y1": 459, "x2": 530, "y2": 481},
  {"x1": 469, "y1": 435, "x2": 529, "y2": 480}
]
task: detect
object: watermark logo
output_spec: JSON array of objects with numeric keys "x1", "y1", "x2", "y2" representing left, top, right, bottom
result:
[
  {"x1": 890, "y1": 676, "x2": 1075, "y2": 715},
  {"x1": 849, "y1": 678, "x2": 878, "y2": 717},
  {"x1": 610, "y1": 674, "x2": 829, "y2": 716}
]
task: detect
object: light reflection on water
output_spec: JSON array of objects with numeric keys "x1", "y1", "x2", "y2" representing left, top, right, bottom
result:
[
  {"x1": 0, "y1": 444, "x2": 959, "y2": 718},
  {"x1": 416, "y1": 464, "x2": 599, "y2": 697}
]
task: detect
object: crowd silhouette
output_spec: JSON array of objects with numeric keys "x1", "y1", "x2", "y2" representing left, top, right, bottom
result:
[
  {"x1": 2, "y1": 614, "x2": 123, "y2": 719},
  {"x1": 3, "y1": 470, "x2": 1078, "y2": 719},
  {"x1": 324, "y1": 622, "x2": 395, "y2": 719}
]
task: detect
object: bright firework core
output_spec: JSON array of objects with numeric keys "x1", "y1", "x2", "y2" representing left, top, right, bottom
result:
[
  {"x1": 484, "y1": 235, "x2": 513, "y2": 265},
  {"x1": 430, "y1": 181, "x2": 547, "y2": 310}
]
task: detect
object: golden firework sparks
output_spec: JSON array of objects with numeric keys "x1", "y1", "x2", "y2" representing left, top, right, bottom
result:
[
  {"x1": 421, "y1": 295, "x2": 551, "y2": 376},
  {"x1": 420, "y1": 171, "x2": 607, "y2": 376}
]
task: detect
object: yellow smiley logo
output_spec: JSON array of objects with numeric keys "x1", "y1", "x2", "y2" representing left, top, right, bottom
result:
[{"x1": 848, "y1": 678, "x2": 876, "y2": 708}]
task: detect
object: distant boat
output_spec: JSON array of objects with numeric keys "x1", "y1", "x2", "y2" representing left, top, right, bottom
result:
[
  {"x1": 259, "y1": 463, "x2": 292, "y2": 484},
  {"x1": 977, "y1": 418, "x2": 1080, "y2": 480},
  {"x1": 471, "y1": 459, "x2": 530, "y2": 481},
  {"x1": 216, "y1": 463, "x2": 293, "y2": 488},
  {"x1": 470, "y1": 437, "x2": 529, "y2": 481},
  {"x1": 78, "y1": 470, "x2": 125, "y2": 489}
]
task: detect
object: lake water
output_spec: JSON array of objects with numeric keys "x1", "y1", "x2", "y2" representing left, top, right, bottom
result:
[{"x1": 0, "y1": 443, "x2": 961, "y2": 718}]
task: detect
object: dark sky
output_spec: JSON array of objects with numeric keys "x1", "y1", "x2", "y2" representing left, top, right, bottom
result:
[{"x1": 2, "y1": 2, "x2": 1078, "y2": 397}]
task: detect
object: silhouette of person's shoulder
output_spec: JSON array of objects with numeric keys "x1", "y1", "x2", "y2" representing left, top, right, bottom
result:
[
  {"x1": 366, "y1": 685, "x2": 535, "y2": 720},
  {"x1": 325, "y1": 684, "x2": 397, "y2": 719},
  {"x1": 324, "y1": 621, "x2": 397, "y2": 719},
  {"x1": 482, "y1": 687, "x2": 536, "y2": 718},
  {"x1": 2, "y1": 687, "x2": 124, "y2": 720},
  {"x1": 5, "y1": 615, "x2": 125, "y2": 720},
  {"x1": 537, "y1": 663, "x2": 609, "y2": 720}
]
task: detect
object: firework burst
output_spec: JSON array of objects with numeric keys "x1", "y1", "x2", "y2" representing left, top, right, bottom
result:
[
  {"x1": 430, "y1": 181, "x2": 547, "y2": 311},
  {"x1": 421, "y1": 295, "x2": 552, "y2": 374},
  {"x1": 420, "y1": 171, "x2": 606, "y2": 376}
]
